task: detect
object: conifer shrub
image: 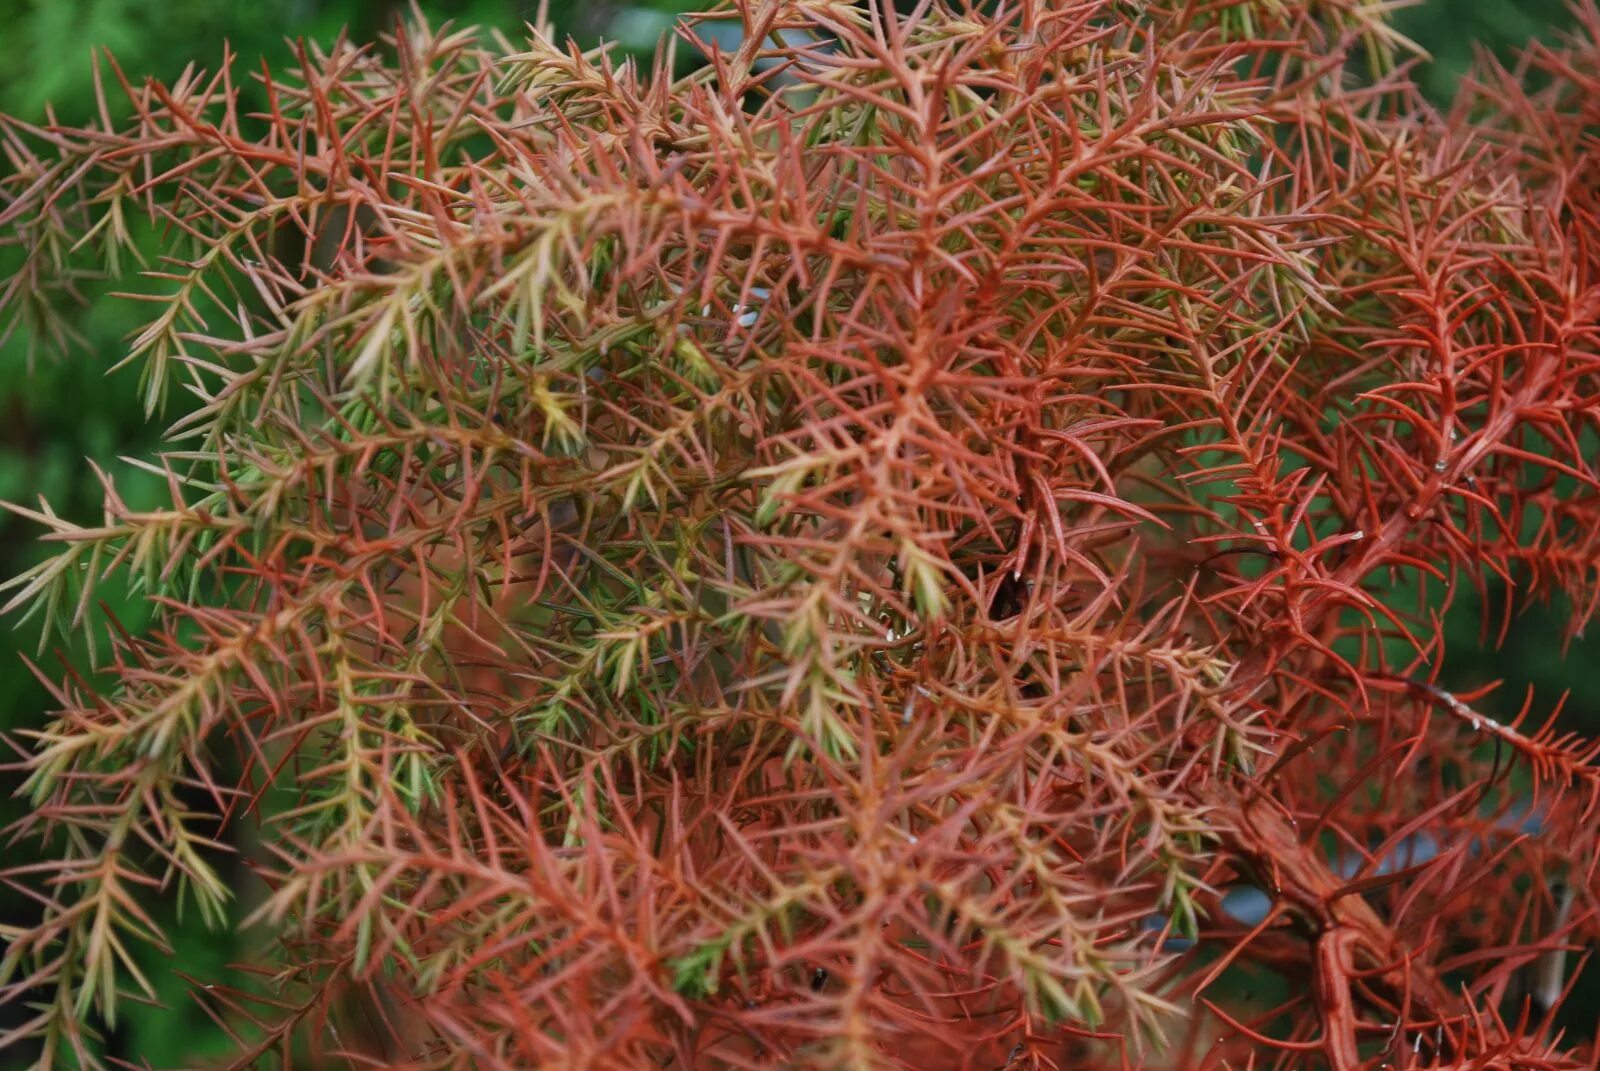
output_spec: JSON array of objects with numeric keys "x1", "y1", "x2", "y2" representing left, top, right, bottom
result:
[{"x1": 2, "y1": 0, "x2": 1599, "y2": 1067}]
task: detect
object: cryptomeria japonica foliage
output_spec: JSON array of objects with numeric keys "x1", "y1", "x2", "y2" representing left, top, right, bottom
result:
[{"x1": 1, "y1": 0, "x2": 1599, "y2": 1066}]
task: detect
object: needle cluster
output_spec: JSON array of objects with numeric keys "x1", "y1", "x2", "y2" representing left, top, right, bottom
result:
[{"x1": 1, "y1": 0, "x2": 1599, "y2": 1067}]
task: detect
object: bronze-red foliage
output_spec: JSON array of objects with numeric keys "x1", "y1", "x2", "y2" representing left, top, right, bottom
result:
[{"x1": 1, "y1": 0, "x2": 1599, "y2": 1067}]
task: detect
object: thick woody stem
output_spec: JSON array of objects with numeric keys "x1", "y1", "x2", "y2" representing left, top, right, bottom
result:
[
  {"x1": 1216, "y1": 790, "x2": 1460, "y2": 1020},
  {"x1": 1315, "y1": 927, "x2": 1362, "y2": 1071}
]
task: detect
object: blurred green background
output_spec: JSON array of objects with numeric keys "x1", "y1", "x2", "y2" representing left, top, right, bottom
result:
[{"x1": 0, "y1": 0, "x2": 1594, "y2": 1064}]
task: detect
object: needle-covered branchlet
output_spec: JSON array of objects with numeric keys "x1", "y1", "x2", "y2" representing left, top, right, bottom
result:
[{"x1": 1, "y1": 0, "x2": 1599, "y2": 1067}]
